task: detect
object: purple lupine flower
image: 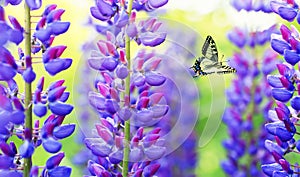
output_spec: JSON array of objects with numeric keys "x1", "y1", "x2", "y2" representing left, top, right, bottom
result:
[
  {"x1": 270, "y1": 0, "x2": 300, "y2": 22},
  {"x1": 132, "y1": 0, "x2": 168, "y2": 12},
  {"x1": 82, "y1": 1, "x2": 169, "y2": 175},
  {"x1": 42, "y1": 45, "x2": 72, "y2": 76},
  {"x1": 231, "y1": 0, "x2": 272, "y2": 12},
  {"x1": 28, "y1": 5, "x2": 73, "y2": 76},
  {"x1": 0, "y1": 8, "x2": 23, "y2": 46},
  {"x1": 0, "y1": 2, "x2": 74, "y2": 176},
  {"x1": 25, "y1": 0, "x2": 42, "y2": 10},
  {"x1": 22, "y1": 56, "x2": 36, "y2": 83},
  {"x1": 132, "y1": 23, "x2": 200, "y2": 177},
  {"x1": 263, "y1": 21, "x2": 300, "y2": 175},
  {"x1": 228, "y1": 25, "x2": 279, "y2": 48},
  {"x1": 0, "y1": 47, "x2": 18, "y2": 81},
  {"x1": 223, "y1": 16, "x2": 278, "y2": 175},
  {"x1": 33, "y1": 77, "x2": 73, "y2": 117},
  {"x1": 271, "y1": 24, "x2": 300, "y2": 66},
  {"x1": 34, "y1": 5, "x2": 70, "y2": 43}
]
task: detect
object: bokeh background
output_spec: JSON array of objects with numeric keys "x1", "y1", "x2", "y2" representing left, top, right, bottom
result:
[{"x1": 4, "y1": 0, "x2": 285, "y2": 176}]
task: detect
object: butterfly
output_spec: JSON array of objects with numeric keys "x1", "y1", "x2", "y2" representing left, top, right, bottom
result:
[{"x1": 190, "y1": 35, "x2": 236, "y2": 77}]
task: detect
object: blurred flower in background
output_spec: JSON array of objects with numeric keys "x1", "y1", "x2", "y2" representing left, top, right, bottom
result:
[{"x1": 221, "y1": 1, "x2": 279, "y2": 176}]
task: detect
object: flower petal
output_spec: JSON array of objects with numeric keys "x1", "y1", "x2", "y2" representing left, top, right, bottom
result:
[
  {"x1": 22, "y1": 68, "x2": 36, "y2": 83},
  {"x1": 144, "y1": 145, "x2": 165, "y2": 160},
  {"x1": 19, "y1": 140, "x2": 35, "y2": 158},
  {"x1": 33, "y1": 103, "x2": 47, "y2": 117},
  {"x1": 44, "y1": 58, "x2": 72, "y2": 76},
  {"x1": 35, "y1": 28, "x2": 51, "y2": 42},
  {"x1": 140, "y1": 32, "x2": 166, "y2": 47},
  {"x1": 26, "y1": 0, "x2": 42, "y2": 10},
  {"x1": 271, "y1": 39, "x2": 291, "y2": 55},
  {"x1": 53, "y1": 124, "x2": 75, "y2": 139},
  {"x1": 49, "y1": 21, "x2": 70, "y2": 36},
  {"x1": 48, "y1": 166, "x2": 71, "y2": 177},
  {"x1": 284, "y1": 49, "x2": 300, "y2": 65},
  {"x1": 291, "y1": 96, "x2": 300, "y2": 111},
  {"x1": 148, "y1": 0, "x2": 168, "y2": 8},
  {"x1": 43, "y1": 138, "x2": 62, "y2": 153},
  {"x1": 271, "y1": 88, "x2": 293, "y2": 102},
  {"x1": 278, "y1": 7, "x2": 297, "y2": 21},
  {"x1": 11, "y1": 111, "x2": 25, "y2": 125},
  {"x1": 145, "y1": 72, "x2": 166, "y2": 86},
  {"x1": 262, "y1": 163, "x2": 282, "y2": 176},
  {"x1": 0, "y1": 155, "x2": 14, "y2": 169},
  {"x1": 49, "y1": 101, "x2": 73, "y2": 116},
  {"x1": 46, "y1": 152, "x2": 65, "y2": 169},
  {"x1": 0, "y1": 63, "x2": 16, "y2": 81},
  {"x1": 143, "y1": 163, "x2": 161, "y2": 177}
]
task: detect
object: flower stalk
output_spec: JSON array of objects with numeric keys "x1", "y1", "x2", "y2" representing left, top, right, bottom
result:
[
  {"x1": 122, "y1": 0, "x2": 134, "y2": 176},
  {"x1": 24, "y1": 3, "x2": 32, "y2": 177}
]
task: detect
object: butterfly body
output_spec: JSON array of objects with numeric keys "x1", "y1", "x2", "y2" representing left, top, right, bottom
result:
[{"x1": 191, "y1": 35, "x2": 236, "y2": 77}]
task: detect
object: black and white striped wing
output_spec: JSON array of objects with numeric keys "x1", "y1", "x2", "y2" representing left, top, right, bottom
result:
[
  {"x1": 190, "y1": 35, "x2": 236, "y2": 77},
  {"x1": 202, "y1": 35, "x2": 218, "y2": 62}
]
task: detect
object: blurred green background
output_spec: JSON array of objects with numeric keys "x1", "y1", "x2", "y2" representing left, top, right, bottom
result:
[{"x1": 4, "y1": 0, "x2": 281, "y2": 176}]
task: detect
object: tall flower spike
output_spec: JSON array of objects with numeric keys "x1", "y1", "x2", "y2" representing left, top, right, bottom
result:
[
  {"x1": 0, "y1": 2, "x2": 74, "y2": 176},
  {"x1": 222, "y1": 3, "x2": 279, "y2": 176},
  {"x1": 262, "y1": 11, "x2": 300, "y2": 175},
  {"x1": 82, "y1": 0, "x2": 169, "y2": 176}
]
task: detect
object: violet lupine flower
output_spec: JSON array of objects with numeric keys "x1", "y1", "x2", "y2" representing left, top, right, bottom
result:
[
  {"x1": 30, "y1": 5, "x2": 72, "y2": 76},
  {"x1": 152, "y1": 27, "x2": 199, "y2": 177},
  {"x1": 231, "y1": 0, "x2": 272, "y2": 12},
  {"x1": 228, "y1": 25, "x2": 279, "y2": 48},
  {"x1": 85, "y1": 42, "x2": 168, "y2": 177},
  {"x1": 262, "y1": 24, "x2": 300, "y2": 176},
  {"x1": 0, "y1": 1, "x2": 74, "y2": 176},
  {"x1": 82, "y1": 0, "x2": 169, "y2": 175},
  {"x1": 84, "y1": 15, "x2": 169, "y2": 173},
  {"x1": 0, "y1": 81, "x2": 25, "y2": 141},
  {"x1": 0, "y1": 46, "x2": 18, "y2": 81},
  {"x1": 0, "y1": 8, "x2": 23, "y2": 46},
  {"x1": 270, "y1": 0, "x2": 300, "y2": 23},
  {"x1": 222, "y1": 25, "x2": 279, "y2": 176},
  {"x1": 83, "y1": 118, "x2": 166, "y2": 176},
  {"x1": 72, "y1": 43, "x2": 100, "y2": 173},
  {"x1": 0, "y1": 78, "x2": 75, "y2": 175},
  {"x1": 1, "y1": 0, "x2": 42, "y2": 10},
  {"x1": 0, "y1": 141, "x2": 23, "y2": 176},
  {"x1": 89, "y1": 0, "x2": 128, "y2": 36},
  {"x1": 89, "y1": 0, "x2": 167, "y2": 46},
  {"x1": 129, "y1": 17, "x2": 167, "y2": 47},
  {"x1": 132, "y1": 0, "x2": 168, "y2": 12}
]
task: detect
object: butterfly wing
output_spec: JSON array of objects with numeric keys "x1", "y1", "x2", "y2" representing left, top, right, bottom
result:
[
  {"x1": 200, "y1": 59, "x2": 236, "y2": 74},
  {"x1": 191, "y1": 35, "x2": 236, "y2": 77},
  {"x1": 202, "y1": 35, "x2": 218, "y2": 62}
]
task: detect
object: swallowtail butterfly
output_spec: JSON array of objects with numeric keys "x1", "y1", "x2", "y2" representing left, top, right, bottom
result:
[{"x1": 190, "y1": 35, "x2": 236, "y2": 77}]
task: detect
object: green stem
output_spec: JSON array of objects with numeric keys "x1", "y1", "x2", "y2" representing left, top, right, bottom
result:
[
  {"x1": 24, "y1": 3, "x2": 32, "y2": 177},
  {"x1": 122, "y1": 0, "x2": 134, "y2": 176}
]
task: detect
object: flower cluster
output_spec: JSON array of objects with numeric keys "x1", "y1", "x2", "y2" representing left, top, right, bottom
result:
[
  {"x1": 228, "y1": 25, "x2": 278, "y2": 48},
  {"x1": 231, "y1": 0, "x2": 272, "y2": 13},
  {"x1": 155, "y1": 27, "x2": 199, "y2": 177},
  {"x1": 222, "y1": 21, "x2": 278, "y2": 176},
  {"x1": 0, "y1": 2, "x2": 74, "y2": 177},
  {"x1": 1, "y1": 0, "x2": 42, "y2": 10},
  {"x1": 82, "y1": 0, "x2": 169, "y2": 176},
  {"x1": 262, "y1": 24, "x2": 300, "y2": 176},
  {"x1": 86, "y1": 47, "x2": 168, "y2": 176},
  {"x1": 89, "y1": 0, "x2": 167, "y2": 39},
  {"x1": 270, "y1": 0, "x2": 300, "y2": 23}
]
